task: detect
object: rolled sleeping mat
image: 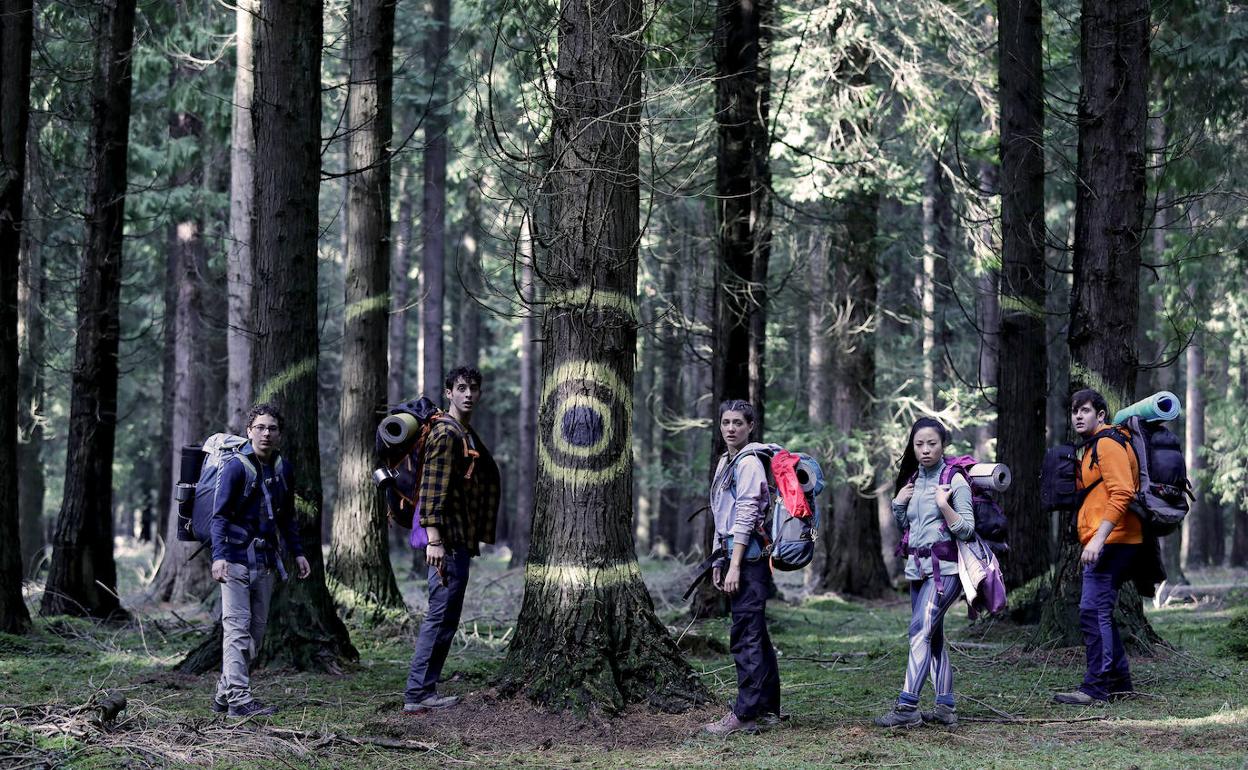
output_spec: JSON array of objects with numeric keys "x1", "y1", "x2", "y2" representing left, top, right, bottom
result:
[
  {"x1": 1113, "y1": 390, "x2": 1182, "y2": 424},
  {"x1": 378, "y1": 412, "x2": 421, "y2": 447},
  {"x1": 967, "y1": 463, "x2": 1011, "y2": 492},
  {"x1": 179, "y1": 445, "x2": 204, "y2": 485},
  {"x1": 793, "y1": 454, "x2": 826, "y2": 497}
]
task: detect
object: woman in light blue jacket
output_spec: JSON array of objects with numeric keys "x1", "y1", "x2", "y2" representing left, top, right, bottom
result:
[{"x1": 874, "y1": 417, "x2": 975, "y2": 729}]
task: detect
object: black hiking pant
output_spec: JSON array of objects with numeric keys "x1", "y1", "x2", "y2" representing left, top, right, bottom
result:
[{"x1": 730, "y1": 559, "x2": 780, "y2": 720}]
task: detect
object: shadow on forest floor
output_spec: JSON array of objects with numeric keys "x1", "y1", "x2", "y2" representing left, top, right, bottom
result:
[{"x1": 3, "y1": 541, "x2": 1248, "y2": 768}]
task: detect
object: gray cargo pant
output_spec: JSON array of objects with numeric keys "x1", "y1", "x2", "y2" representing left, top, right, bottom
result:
[{"x1": 216, "y1": 562, "x2": 275, "y2": 707}]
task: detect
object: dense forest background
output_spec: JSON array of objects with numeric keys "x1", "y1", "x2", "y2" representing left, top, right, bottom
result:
[{"x1": 2, "y1": 0, "x2": 1248, "y2": 691}]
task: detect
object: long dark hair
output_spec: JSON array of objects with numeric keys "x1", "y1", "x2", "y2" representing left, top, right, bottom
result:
[{"x1": 893, "y1": 417, "x2": 951, "y2": 493}]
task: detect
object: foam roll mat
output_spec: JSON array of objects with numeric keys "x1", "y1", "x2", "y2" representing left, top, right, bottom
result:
[
  {"x1": 378, "y1": 412, "x2": 420, "y2": 446},
  {"x1": 1114, "y1": 390, "x2": 1182, "y2": 424},
  {"x1": 795, "y1": 455, "x2": 820, "y2": 493},
  {"x1": 968, "y1": 463, "x2": 1011, "y2": 492}
]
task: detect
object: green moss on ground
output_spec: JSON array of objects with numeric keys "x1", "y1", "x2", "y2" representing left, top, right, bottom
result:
[{"x1": 3, "y1": 553, "x2": 1246, "y2": 768}]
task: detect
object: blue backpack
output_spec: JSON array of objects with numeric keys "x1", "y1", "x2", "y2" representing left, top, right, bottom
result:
[
  {"x1": 176, "y1": 433, "x2": 284, "y2": 546},
  {"x1": 724, "y1": 444, "x2": 826, "y2": 571}
]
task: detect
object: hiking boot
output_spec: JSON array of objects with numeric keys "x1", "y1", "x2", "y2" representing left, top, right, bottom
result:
[
  {"x1": 920, "y1": 704, "x2": 957, "y2": 727},
  {"x1": 405, "y1": 693, "x2": 460, "y2": 710},
  {"x1": 210, "y1": 697, "x2": 228, "y2": 715},
  {"x1": 873, "y1": 705, "x2": 921, "y2": 728},
  {"x1": 228, "y1": 700, "x2": 278, "y2": 719},
  {"x1": 1053, "y1": 690, "x2": 1103, "y2": 706},
  {"x1": 701, "y1": 712, "x2": 758, "y2": 736}
]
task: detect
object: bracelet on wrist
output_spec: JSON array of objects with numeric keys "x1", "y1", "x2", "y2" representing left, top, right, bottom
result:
[{"x1": 426, "y1": 541, "x2": 443, "y2": 547}]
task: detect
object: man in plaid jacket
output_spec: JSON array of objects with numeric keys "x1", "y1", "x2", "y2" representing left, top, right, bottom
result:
[{"x1": 403, "y1": 366, "x2": 501, "y2": 712}]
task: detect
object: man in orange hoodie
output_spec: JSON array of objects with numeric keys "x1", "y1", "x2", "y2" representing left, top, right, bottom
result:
[{"x1": 1054, "y1": 388, "x2": 1141, "y2": 705}]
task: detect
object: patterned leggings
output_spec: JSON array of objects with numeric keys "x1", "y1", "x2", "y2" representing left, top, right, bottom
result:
[{"x1": 899, "y1": 576, "x2": 963, "y2": 708}]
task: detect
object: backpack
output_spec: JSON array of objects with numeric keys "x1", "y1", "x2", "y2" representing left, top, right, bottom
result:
[
  {"x1": 727, "y1": 444, "x2": 826, "y2": 571},
  {"x1": 176, "y1": 433, "x2": 282, "y2": 545},
  {"x1": 373, "y1": 397, "x2": 478, "y2": 537},
  {"x1": 1040, "y1": 421, "x2": 1192, "y2": 536},
  {"x1": 906, "y1": 455, "x2": 1009, "y2": 554}
]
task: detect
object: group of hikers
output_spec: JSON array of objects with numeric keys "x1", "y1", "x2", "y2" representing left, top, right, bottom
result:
[{"x1": 200, "y1": 366, "x2": 1156, "y2": 734}]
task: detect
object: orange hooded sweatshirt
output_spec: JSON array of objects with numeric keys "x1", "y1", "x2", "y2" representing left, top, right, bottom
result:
[{"x1": 1076, "y1": 427, "x2": 1143, "y2": 546}]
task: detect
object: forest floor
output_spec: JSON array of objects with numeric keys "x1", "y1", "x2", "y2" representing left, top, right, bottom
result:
[{"x1": 3, "y1": 543, "x2": 1248, "y2": 769}]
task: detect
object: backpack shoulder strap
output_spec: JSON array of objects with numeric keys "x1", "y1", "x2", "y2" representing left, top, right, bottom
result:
[{"x1": 1088, "y1": 427, "x2": 1128, "y2": 468}]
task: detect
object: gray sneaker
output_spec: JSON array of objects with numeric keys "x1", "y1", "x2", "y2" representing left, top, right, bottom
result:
[
  {"x1": 210, "y1": 697, "x2": 228, "y2": 715},
  {"x1": 873, "y1": 705, "x2": 921, "y2": 728},
  {"x1": 920, "y1": 704, "x2": 957, "y2": 727},
  {"x1": 1053, "y1": 690, "x2": 1102, "y2": 706},
  {"x1": 404, "y1": 693, "x2": 460, "y2": 711},
  {"x1": 701, "y1": 712, "x2": 759, "y2": 736}
]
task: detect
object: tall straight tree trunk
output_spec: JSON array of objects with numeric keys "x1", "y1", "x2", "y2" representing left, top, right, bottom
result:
[
  {"x1": 656, "y1": 257, "x2": 683, "y2": 555},
  {"x1": 816, "y1": 193, "x2": 889, "y2": 597},
  {"x1": 456, "y1": 179, "x2": 483, "y2": 369},
  {"x1": 329, "y1": 0, "x2": 403, "y2": 613},
  {"x1": 712, "y1": 0, "x2": 771, "y2": 436},
  {"x1": 420, "y1": 0, "x2": 450, "y2": 399},
  {"x1": 633, "y1": 287, "x2": 654, "y2": 551},
  {"x1": 1180, "y1": 340, "x2": 1209, "y2": 568},
  {"x1": 388, "y1": 174, "x2": 414, "y2": 403},
  {"x1": 1042, "y1": 0, "x2": 1159, "y2": 648},
  {"x1": 17, "y1": 114, "x2": 46, "y2": 577},
  {"x1": 1, "y1": 0, "x2": 34, "y2": 632},
  {"x1": 509, "y1": 215, "x2": 537, "y2": 567},
  {"x1": 227, "y1": 0, "x2": 256, "y2": 432},
  {"x1": 151, "y1": 54, "x2": 214, "y2": 603},
  {"x1": 920, "y1": 160, "x2": 939, "y2": 408},
  {"x1": 805, "y1": 230, "x2": 830, "y2": 585},
  {"x1": 975, "y1": 164, "x2": 1000, "y2": 457},
  {"x1": 997, "y1": 0, "x2": 1048, "y2": 588},
  {"x1": 41, "y1": 0, "x2": 137, "y2": 620},
  {"x1": 498, "y1": 0, "x2": 704, "y2": 711}
]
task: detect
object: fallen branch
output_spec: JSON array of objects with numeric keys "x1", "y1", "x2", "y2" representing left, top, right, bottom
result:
[
  {"x1": 962, "y1": 715, "x2": 1108, "y2": 724},
  {"x1": 263, "y1": 726, "x2": 439, "y2": 753}
]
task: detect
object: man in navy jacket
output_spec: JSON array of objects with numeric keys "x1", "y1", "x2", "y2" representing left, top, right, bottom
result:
[{"x1": 209, "y1": 404, "x2": 310, "y2": 718}]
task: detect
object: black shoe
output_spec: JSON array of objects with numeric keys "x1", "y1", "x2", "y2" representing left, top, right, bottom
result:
[
  {"x1": 228, "y1": 700, "x2": 278, "y2": 719},
  {"x1": 210, "y1": 697, "x2": 228, "y2": 715},
  {"x1": 1053, "y1": 690, "x2": 1104, "y2": 706}
]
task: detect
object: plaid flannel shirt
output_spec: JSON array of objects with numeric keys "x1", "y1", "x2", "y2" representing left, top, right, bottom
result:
[{"x1": 417, "y1": 418, "x2": 500, "y2": 555}]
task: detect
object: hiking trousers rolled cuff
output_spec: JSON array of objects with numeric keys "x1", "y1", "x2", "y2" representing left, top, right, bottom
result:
[
  {"x1": 405, "y1": 549, "x2": 472, "y2": 704},
  {"x1": 729, "y1": 559, "x2": 780, "y2": 722},
  {"x1": 216, "y1": 562, "x2": 275, "y2": 707},
  {"x1": 901, "y1": 576, "x2": 962, "y2": 708},
  {"x1": 1079, "y1": 543, "x2": 1137, "y2": 701}
]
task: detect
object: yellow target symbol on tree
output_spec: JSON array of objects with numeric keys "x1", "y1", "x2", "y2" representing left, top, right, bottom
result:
[{"x1": 538, "y1": 361, "x2": 632, "y2": 487}]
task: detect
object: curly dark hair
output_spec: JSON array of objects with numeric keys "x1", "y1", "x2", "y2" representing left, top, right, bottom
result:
[
  {"x1": 444, "y1": 365, "x2": 483, "y2": 391},
  {"x1": 247, "y1": 403, "x2": 284, "y2": 431}
]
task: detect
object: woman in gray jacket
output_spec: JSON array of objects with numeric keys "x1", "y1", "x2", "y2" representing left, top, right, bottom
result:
[
  {"x1": 874, "y1": 417, "x2": 975, "y2": 729},
  {"x1": 701, "y1": 399, "x2": 779, "y2": 736}
]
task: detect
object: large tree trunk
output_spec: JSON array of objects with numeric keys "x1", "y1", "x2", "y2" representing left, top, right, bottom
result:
[
  {"x1": 40, "y1": 0, "x2": 137, "y2": 621},
  {"x1": 180, "y1": 0, "x2": 356, "y2": 674},
  {"x1": 997, "y1": 0, "x2": 1048, "y2": 588},
  {"x1": 456, "y1": 179, "x2": 482, "y2": 370},
  {"x1": 804, "y1": 230, "x2": 829, "y2": 587},
  {"x1": 388, "y1": 174, "x2": 414, "y2": 403},
  {"x1": 497, "y1": 0, "x2": 705, "y2": 711},
  {"x1": 419, "y1": 0, "x2": 450, "y2": 399},
  {"x1": 1, "y1": 0, "x2": 34, "y2": 633},
  {"x1": 974, "y1": 163, "x2": 999, "y2": 458},
  {"x1": 920, "y1": 160, "x2": 939, "y2": 408},
  {"x1": 509, "y1": 216, "x2": 537, "y2": 567},
  {"x1": 329, "y1": 0, "x2": 403, "y2": 614},
  {"x1": 227, "y1": 0, "x2": 256, "y2": 432},
  {"x1": 150, "y1": 55, "x2": 215, "y2": 603},
  {"x1": 815, "y1": 193, "x2": 890, "y2": 597},
  {"x1": 655, "y1": 256, "x2": 683, "y2": 556},
  {"x1": 1042, "y1": 0, "x2": 1159, "y2": 649},
  {"x1": 17, "y1": 113, "x2": 46, "y2": 578}
]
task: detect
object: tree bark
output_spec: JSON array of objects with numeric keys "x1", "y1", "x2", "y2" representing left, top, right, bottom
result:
[
  {"x1": 1180, "y1": 340, "x2": 1209, "y2": 569},
  {"x1": 40, "y1": 0, "x2": 137, "y2": 621},
  {"x1": 975, "y1": 163, "x2": 1000, "y2": 457},
  {"x1": 920, "y1": 160, "x2": 939, "y2": 408},
  {"x1": 804, "y1": 230, "x2": 829, "y2": 586},
  {"x1": 420, "y1": 0, "x2": 450, "y2": 399},
  {"x1": 712, "y1": 0, "x2": 771, "y2": 436},
  {"x1": 655, "y1": 256, "x2": 683, "y2": 556},
  {"x1": 388, "y1": 174, "x2": 415, "y2": 403},
  {"x1": 1042, "y1": 0, "x2": 1159, "y2": 649},
  {"x1": 497, "y1": 0, "x2": 705, "y2": 711},
  {"x1": 509, "y1": 216, "x2": 537, "y2": 567},
  {"x1": 456, "y1": 179, "x2": 483, "y2": 370},
  {"x1": 815, "y1": 193, "x2": 890, "y2": 597},
  {"x1": 181, "y1": 0, "x2": 356, "y2": 674},
  {"x1": 997, "y1": 0, "x2": 1049, "y2": 588},
  {"x1": 1, "y1": 0, "x2": 35, "y2": 633},
  {"x1": 329, "y1": 0, "x2": 403, "y2": 614},
  {"x1": 17, "y1": 113, "x2": 45, "y2": 578},
  {"x1": 227, "y1": 0, "x2": 256, "y2": 433}
]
